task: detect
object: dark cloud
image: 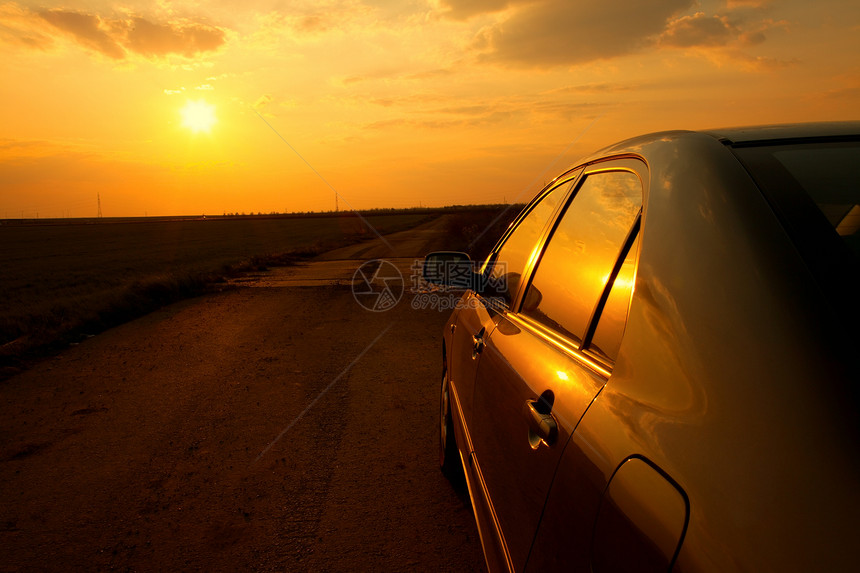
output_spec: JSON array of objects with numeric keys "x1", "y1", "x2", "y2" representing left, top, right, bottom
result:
[
  {"x1": 38, "y1": 10, "x2": 125, "y2": 59},
  {"x1": 658, "y1": 11, "x2": 786, "y2": 51},
  {"x1": 296, "y1": 14, "x2": 329, "y2": 34},
  {"x1": 475, "y1": 0, "x2": 694, "y2": 67},
  {"x1": 660, "y1": 13, "x2": 736, "y2": 47},
  {"x1": 726, "y1": 0, "x2": 771, "y2": 8},
  {"x1": 36, "y1": 9, "x2": 225, "y2": 60},
  {"x1": 125, "y1": 17, "x2": 225, "y2": 58},
  {"x1": 737, "y1": 17, "x2": 787, "y2": 46}
]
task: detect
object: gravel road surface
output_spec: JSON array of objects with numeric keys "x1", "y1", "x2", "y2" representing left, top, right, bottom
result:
[{"x1": 0, "y1": 216, "x2": 486, "y2": 572}]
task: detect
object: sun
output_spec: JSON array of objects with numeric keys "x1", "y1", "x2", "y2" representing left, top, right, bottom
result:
[{"x1": 180, "y1": 100, "x2": 217, "y2": 134}]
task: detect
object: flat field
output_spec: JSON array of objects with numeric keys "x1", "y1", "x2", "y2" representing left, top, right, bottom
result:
[
  {"x1": 0, "y1": 212, "x2": 431, "y2": 365},
  {"x1": 0, "y1": 218, "x2": 492, "y2": 571}
]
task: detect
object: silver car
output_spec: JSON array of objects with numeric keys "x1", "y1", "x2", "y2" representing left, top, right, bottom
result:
[{"x1": 425, "y1": 122, "x2": 860, "y2": 572}]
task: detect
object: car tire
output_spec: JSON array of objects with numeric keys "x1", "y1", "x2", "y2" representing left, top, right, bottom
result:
[{"x1": 440, "y1": 370, "x2": 462, "y2": 481}]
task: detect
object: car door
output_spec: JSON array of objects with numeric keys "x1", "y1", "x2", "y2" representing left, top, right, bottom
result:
[
  {"x1": 446, "y1": 173, "x2": 578, "y2": 572},
  {"x1": 447, "y1": 174, "x2": 577, "y2": 435},
  {"x1": 470, "y1": 161, "x2": 645, "y2": 571}
]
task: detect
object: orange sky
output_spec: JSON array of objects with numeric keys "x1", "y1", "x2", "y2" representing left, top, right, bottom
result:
[{"x1": 1, "y1": 0, "x2": 858, "y2": 217}]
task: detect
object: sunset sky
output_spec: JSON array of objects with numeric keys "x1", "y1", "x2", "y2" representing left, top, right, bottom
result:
[{"x1": 1, "y1": 0, "x2": 858, "y2": 217}]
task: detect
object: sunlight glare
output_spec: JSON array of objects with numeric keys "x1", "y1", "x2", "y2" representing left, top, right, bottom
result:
[{"x1": 180, "y1": 100, "x2": 217, "y2": 134}]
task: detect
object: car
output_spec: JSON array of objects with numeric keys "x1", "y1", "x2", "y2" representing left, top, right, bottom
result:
[{"x1": 423, "y1": 122, "x2": 860, "y2": 572}]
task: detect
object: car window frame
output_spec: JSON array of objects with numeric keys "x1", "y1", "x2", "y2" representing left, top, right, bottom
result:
[
  {"x1": 581, "y1": 215, "x2": 642, "y2": 367},
  {"x1": 478, "y1": 168, "x2": 583, "y2": 310},
  {"x1": 506, "y1": 156, "x2": 648, "y2": 376}
]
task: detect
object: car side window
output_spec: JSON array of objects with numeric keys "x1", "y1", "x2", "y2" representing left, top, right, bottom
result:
[
  {"x1": 588, "y1": 233, "x2": 640, "y2": 364},
  {"x1": 520, "y1": 170, "x2": 642, "y2": 345},
  {"x1": 485, "y1": 178, "x2": 574, "y2": 306}
]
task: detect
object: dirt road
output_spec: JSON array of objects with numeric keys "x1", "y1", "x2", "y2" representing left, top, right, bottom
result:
[{"x1": 0, "y1": 216, "x2": 486, "y2": 571}]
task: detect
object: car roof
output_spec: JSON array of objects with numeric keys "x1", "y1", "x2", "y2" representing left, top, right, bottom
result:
[
  {"x1": 701, "y1": 121, "x2": 860, "y2": 145},
  {"x1": 572, "y1": 121, "x2": 860, "y2": 172}
]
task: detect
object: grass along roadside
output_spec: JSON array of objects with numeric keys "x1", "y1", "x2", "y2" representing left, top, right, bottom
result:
[
  {"x1": 0, "y1": 248, "x2": 317, "y2": 377},
  {"x1": 0, "y1": 213, "x2": 432, "y2": 378}
]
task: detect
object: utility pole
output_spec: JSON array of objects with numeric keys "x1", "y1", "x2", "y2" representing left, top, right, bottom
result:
[
  {"x1": 97, "y1": 193, "x2": 103, "y2": 218},
  {"x1": 335, "y1": 192, "x2": 339, "y2": 213}
]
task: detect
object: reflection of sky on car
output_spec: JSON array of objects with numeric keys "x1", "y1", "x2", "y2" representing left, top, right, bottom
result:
[
  {"x1": 592, "y1": 236, "x2": 640, "y2": 361},
  {"x1": 488, "y1": 179, "x2": 570, "y2": 296},
  {"x1": 524, "y1": 171, "x2": 641, "y2": 344}
]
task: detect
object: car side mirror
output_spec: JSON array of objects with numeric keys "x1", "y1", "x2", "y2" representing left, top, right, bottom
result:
[{"x1": 423, "y1": 251, "x2": 478, "y2": 290}]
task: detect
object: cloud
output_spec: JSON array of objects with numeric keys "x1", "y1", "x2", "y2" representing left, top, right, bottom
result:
[
  {"x1": 659, "y1": 11, "x2": 785, "y2": 48},
  {"x1": 295, "y1": 14, "x2": 329, "y2": 34},
  {"x1": 527, "y1": 100, "x2": 610, "y2": 122},
  {"x1": 246, "y1": 1, "x2": 374, "y2": 48},
  {"x1": 366, "y1": 93, "x2": 447, "y2": 107},
  {"x1": 404, "y1": 68, "x2": 455, "y2": 81},
  {"x1": 0, "y1": 3, "x2": 53, "y2": 50},
  {"x1": 465, "y1": 0, "x2": 792, "y2": 70},
  {"x1": 124, "y1": 16, "x2": 225, "y2": 58},
  {"x1": 341, "y1": 67, "x2": 454, "y2": 86},
  {"x1": 38, "y1": 10, "x2": 125, "y2": 59},
  {"x1": 0, "y1": 138, "x2": 59, "y2": 156},
  {"x1": 23, "y1": 7, "x2": 226, "y2": 61},
  {"x1": 253, "y1": 94, "x2": 274, "y2": 109},
  {"x1": 361, "y1": 99, "x2": 609, "y2": 132},
  {"x1": 737, "y1": 18, "x2": 788, "y2": 46},
  {"x1": 357, "y1": 90, "x2": 613, "y2": 134},
  {"x1": 656, "y1": 10, "x2": 791, "y2": 70},
  {"x1": 660, "y1": 12, "x2": 737, "y2": 47},
  {"x1": 543, "y1": 82, "x2": 641, "y2": 95},
  {"x1": 436, "y1": 0, "x2": 512, "y2": 20},
  {"x1": 705, "y1": 50, "x2": 798, "y2": 72},
  {"x1": 475, "y1": 0, "x2": 694, "y2": 67},
  {"x1": 726, "y1": 0, "x2": 771, "y2": 8},
  {"x1": 363, "y1": 111, "x2": 512, "y2": 131}
]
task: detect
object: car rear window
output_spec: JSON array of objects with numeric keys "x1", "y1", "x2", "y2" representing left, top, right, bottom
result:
[
  {"x1": 734, "y1": 141, "x2": 860, "y2": 258},
  {"x1": 732, "y1": 139, "x2": 860, "y2": 314}
]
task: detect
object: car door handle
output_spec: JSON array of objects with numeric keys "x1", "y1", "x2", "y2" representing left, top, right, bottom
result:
[
  {"x1": 471, "y1": 327, "x2": 485, "y2": 359},
  {"x1": 525, "y1": 399, "x2": 558, "y2": 449}
]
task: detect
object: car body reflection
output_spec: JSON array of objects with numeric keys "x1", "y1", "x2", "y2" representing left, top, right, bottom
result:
[{"x1": 425, "y1": 123, "x2": 860, "y2": 572}]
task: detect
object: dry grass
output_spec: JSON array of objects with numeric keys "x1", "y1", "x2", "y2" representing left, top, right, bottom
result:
[{"x1": 0, "y1": 213, "x2": 429, "y2": 373}]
